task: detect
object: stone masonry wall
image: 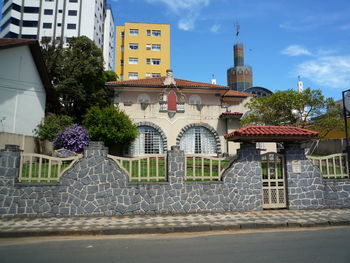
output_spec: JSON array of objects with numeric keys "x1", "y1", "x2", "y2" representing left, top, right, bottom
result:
[
  {"x1": 0, "y1": 142, "x2": 262, "y2": 218},
  {"x1": 283, "y1": 143, "x2": 350, "y2": 210},
  {"x1": 1, "y1": 142, "x2": 350, "y2": 218}
]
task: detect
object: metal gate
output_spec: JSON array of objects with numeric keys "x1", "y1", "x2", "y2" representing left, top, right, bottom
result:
[{"x1": 261, "y1": 153, "x2": 287, "y2": 209}]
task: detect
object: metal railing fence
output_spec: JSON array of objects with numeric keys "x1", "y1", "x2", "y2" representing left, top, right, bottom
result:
[
  {"x1": 184, "y1": 155, "x2": 230, "y2": 181},
  {"x1": 19, "y1": 153, "x2": 81, "y2": 183},
  {"x1": 307, "y1": 153, "x2": 349, "y2": 179},
  {"x1": 108, "y1": 154, "x2": 167, "y2": 182}
]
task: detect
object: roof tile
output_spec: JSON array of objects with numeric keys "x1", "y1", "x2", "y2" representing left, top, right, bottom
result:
[{"x1": 225, "y1": 125, "x2": 318, "y2": 140}]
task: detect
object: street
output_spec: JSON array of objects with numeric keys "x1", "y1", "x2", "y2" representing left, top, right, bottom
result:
[{"x1": 0, "y1": 227, "x2": 350, "y2": 263}]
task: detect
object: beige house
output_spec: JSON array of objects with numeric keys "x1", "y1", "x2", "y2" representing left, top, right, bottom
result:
[{"x1": 106, "y1": 70, "x2": 254, "y2": 156}]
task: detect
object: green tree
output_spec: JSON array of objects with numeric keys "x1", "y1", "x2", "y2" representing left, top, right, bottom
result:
[
  {"x1": 241, "y1": 88, "x2": 343, "y2": 139},
  {"x1": 41, "y1": 36, "x2": 112, "y2": 121},
  {"x1": 34, "y1": 113, "x2": 73, "y2": 141},
  {"x1": 104, "y1": 70, "x2": 118, "y2": 82},
  {"x1": 83, "y1": 106, "x2": 137, "y2": 148}
]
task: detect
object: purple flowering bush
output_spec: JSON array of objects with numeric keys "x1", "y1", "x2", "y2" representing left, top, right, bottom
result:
[{"x1": 53, "y1": 124, "x2": 89, "y2": 153}]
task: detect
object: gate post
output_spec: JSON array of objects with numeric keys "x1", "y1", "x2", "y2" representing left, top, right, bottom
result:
[{"x1": 282, "y1": 143, "x2": 325, "y2": 210}]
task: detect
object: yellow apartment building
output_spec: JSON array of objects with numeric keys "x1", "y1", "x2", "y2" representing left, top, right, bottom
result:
[{"x1": 115, "y1": 22, "x2": 170, "y2": 80}]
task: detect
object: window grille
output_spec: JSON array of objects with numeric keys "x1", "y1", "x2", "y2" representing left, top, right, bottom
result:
[
  {"x1": 131, "y1": 126, "x2": 164, "y2": 156},
  {"x1": 180, "y1": 127, "x2": 216, "y2": 154}
]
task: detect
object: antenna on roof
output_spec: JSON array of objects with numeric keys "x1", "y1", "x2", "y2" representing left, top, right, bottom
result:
[{"x1": 235, "y1": 22, "x2": 240, "y2": 43}]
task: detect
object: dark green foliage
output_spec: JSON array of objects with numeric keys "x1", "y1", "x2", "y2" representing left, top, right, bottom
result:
[
  {"x1": 104, "y1": 70, "x2": 118, "y2": 82},
  {"x1": 40, "y1": 36, "x2": 112, "y2": 122},
  {"x1": 83, "y1": 106, "x2": 138, "y2": 147},
  {"x1": 34, "y1": 113, "x2": 73, "y2": 141},
  {"x1": 241, "y1": 88, "x2": 343, "y2": 139}
]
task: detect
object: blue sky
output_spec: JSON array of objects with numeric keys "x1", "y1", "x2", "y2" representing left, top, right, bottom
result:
[{"x1": 111, "y1": 0, "x2": 350, "y2": 100}]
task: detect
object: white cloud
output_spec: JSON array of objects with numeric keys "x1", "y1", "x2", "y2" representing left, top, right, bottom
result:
[
  {"x1": 146, "y1": 0, "x2": 210, "y2": 30},
  {"x1": 210, "y1": 24, "x2": 221, "y2": 33},
  {"x1": 281, "y1": 45, "x2": 312, "y2": 56},
  {"x1": 296, "y1": 56, "x2": 350, "y2": 89}
]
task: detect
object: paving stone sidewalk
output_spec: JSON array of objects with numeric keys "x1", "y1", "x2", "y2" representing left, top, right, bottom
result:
[{"x1": 1, "y1": 209, "x2": 350, "y2": 237}]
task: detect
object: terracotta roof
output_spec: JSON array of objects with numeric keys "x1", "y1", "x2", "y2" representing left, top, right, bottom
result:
[
  {"x1": 225, "y1": 125, "x2": 318, "y2": 142},
  {"x1": 106, "y1": 77, "x2": 229, "y2": 89},
  {"x1": 220, "y1": 112, "x2": 243, "y2": 119},
  {"x1": 223, "y1": 90, "x2": 255, "y2": 97}
]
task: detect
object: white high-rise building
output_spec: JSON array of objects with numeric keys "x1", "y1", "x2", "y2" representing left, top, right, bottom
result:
[{"x1": 0, "y1": 0, "x2": 115, "y2": 70}]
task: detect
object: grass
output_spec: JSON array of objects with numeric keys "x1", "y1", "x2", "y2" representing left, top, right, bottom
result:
[
  {"x1": 185, "y1": 157, "x2": 230, "y2": 181},
  {"x1": 119, "y1": 157, "x2": 167, "y2": 182},
  {"x1": 20, "y1": 161, "x2": 72, "y2": 183}
]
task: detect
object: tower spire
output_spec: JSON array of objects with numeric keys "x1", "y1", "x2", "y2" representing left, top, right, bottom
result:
[
  {"x1": 297, "y1": 76, "x2": 303, "y2": 93},
  {"x1": 235, "y1": 22, "x2": 240, "y2": 43}
]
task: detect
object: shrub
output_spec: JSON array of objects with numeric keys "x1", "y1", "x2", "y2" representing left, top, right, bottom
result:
[
  {"x1": 53, "y1": 124, "x2": 89, "y2": 153},
  {"x1": 83, "y1": 106, "x2": 137, "y2": 147},
  {"x1": 34, "y1": 113, "x2": 73, "y2": 141}
]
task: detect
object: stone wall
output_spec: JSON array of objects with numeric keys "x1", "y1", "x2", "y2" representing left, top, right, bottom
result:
[
  {"x1": 0, "y1": 142, "x2": 349, "y2": 218},
  {"x1": 0, "y1": 142, "x2": 262, "y2": 218}
]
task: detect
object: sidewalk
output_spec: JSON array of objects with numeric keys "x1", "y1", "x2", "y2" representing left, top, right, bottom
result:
[{"x1": 1, "y1": 209, "x2": 350, "y2": 237}]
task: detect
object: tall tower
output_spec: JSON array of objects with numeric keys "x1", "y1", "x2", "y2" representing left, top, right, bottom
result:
[
  {"x1": 0, "y1": 0, "x2": 115, "y2": 70},
  {"x1": 297, "y1": 76, "x2": 303, "y2": 93},
  {"x1": 115, "y1": 22, "x2": 170, "y2": 80},
  {"x1": 227, "y1": 25, "x2": 253, "y2": 91}
]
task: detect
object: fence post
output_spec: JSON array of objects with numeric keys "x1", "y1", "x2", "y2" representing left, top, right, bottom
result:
[
  {"x1": 0, "y1": 144, "x2": 21, "y2": 183},
  {"x1": 167, "y1": 145, "x2": 185, "y2": 185}
]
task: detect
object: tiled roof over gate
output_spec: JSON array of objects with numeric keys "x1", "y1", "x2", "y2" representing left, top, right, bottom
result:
[{"x1": 225, "y1": 125, "x2": 318, "y2": 142}]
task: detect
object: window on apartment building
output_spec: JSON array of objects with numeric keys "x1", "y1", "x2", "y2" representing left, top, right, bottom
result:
[
  {"x1": 120, "y1": 32, "x2": 125, "y2": 38},
  {"x1": 151, "y1": 59, "x2": 161, "y2": 65},
  {"x1": 120, "y1": 74, "x2": 124, "y2": 80},
  {"x1": 45, "y1": 0, "x2": 54, "y2": 2},
  {"x1": 146, "y1": 30, "x2": 151, "y2": 36},
  {"x1": 22, "y1": 34, "x2": 37, "y2": 39},
  {"x1": 121, "y1": 46, "x2": 124, "y2": 52},
  {"x1": 128, "y1": 72, "x2": 138, "y2": 80},
  {"x1": 23, "y1": 20, "x2": 38, "y2": 27},
  {"x1": 129, "y1": 29, "x2": 139, "y2": 36},
  {"x1": 58, "y1": 9, "x2": 63, "y2": 13},
  {"x1": 24, "y1": 7, "x2": 39, "y2": 13},
  {"x1": 180, "y1": 127, "x2": 216, "y2": 154},
  {"x1": 146, "y1": 58, "x2": 151, "y2": 65},
  {"x1": 146, "y1": 73, "x2": 151, "y2": 78},
  {"x1": 11, "y1": 3, "x2": 21, "y2": 12},
  {"x1": 67, "y1": 23, "x2": 76, "y2": 29},
  {"x1": 152, "y1": 73, "x2": 161, "y2": 77},
  {"x1": 57, "y1": 23, "x2": 61, "y2": 27},
  {"x1": 69, "y1": 0, "x2": 78, "y2": 2},
  {"x1": 68, "y1": 10, "x2": 77, "y2": 16},
  {"x1": 128, "y1": 58, "x2": 138, "y2": 64},
  {"x1": 152, "y1": 44, "x2": 161, "y2": 51},
  {"x1": 146, "y1": 44, "x2": 151, "y2": 50},
  {"x1": 120, "y1": 60, "x2": 124, "y2": 66},
  {"x1": 44, "y1": 9, "x2": 53, "y2": 15},
  {"x1": 43, "y1": 22, "x2": 52, "y2": 29},
  {"x1": 152, "y1": 30, "x2": 161, "y2": 36},
  {"x1": 66, "y1": 37, "x2": 73, "y2": 43},
  {"x1": 129, "y1": 43, "x2": 138, "y2": 50}
]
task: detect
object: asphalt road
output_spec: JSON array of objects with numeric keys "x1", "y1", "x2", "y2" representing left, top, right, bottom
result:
[{"x1": 0, "y1": 227, "x2": 350, "y2": 263}]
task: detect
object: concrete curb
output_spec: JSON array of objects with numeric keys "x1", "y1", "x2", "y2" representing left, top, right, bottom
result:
[{"x1": 1, "y1": 220, "x2": 349, "y2": 238}]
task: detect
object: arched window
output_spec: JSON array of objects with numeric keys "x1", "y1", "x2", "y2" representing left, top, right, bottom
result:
[
  {"x1": 179, "y1": 126, "x2": 216, "y2": 154},
  {"x1": 131, "y1": 126, "x2": 164, "y2": 155}
]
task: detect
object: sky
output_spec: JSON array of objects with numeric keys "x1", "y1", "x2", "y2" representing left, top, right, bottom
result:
[{"x1": 111, "y1": 0, "x2": 350, "y2": 100}]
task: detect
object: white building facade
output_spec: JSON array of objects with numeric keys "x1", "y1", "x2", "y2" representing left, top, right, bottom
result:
[{"x1": 0, "y1": 0, "x2": 115, "y2": 70}]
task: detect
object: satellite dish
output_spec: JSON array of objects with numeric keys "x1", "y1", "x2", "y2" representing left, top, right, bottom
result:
[{"x1": 344, "y1": 91, "x2": 350, "y2": 112}]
